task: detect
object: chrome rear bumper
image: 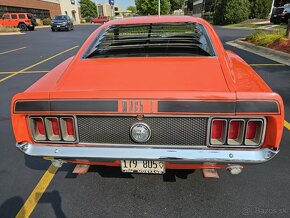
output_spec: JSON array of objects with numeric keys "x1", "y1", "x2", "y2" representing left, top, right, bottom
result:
[{"x1": 16, "y1": 142, "x2": 279, "y2": 164}]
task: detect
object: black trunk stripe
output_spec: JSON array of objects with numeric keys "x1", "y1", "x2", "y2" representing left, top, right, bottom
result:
[
  {"x1": 158, "y1": 101, "x2": 279, "y2": 113},
  {"x1": 15, "y1": 101, "x2": 118, "y2": 112},
  {"x1": 158, "y1": 101, "x2": 235, "y2": 113},
  {"x1": 236, "y1": 101, "x2": 279, "y2": 113}
]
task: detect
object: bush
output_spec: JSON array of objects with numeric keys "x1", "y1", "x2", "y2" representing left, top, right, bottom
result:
[
  {"x1": 246, "y1": 31, "x2": 286, "y2": 46},
  {"x1": 0, "y1": 26, "x2": 19, "y2": 33},
  {"x1": 42, "y1": 18, "x2": 51, "y2": 25},
  {"x1": 214, "y1": 0, "x2": 250, "y2": 25},
  {"x1": 249, "y1": 0, "x2": 272, "y2": 19}
]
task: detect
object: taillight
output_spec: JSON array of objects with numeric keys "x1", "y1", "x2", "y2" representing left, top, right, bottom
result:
[
  {"x1": 45, "y1": 117, "x2": 61, "y2": 141},
  {"x1": 30, "y1": 117, "x2": 46, "y2": 141},
  {"x1": 209, "y1": 118, "x2": 265, "y2": 147},
  {"x1": 210, "y1": 119, "x2": 227, "y2": 145},
  {"x1": 30, "y1": 116, "x2": 77, "y2": 143},
  {"x1": 60, "y1": 117, "x2": 76, "y2": 142},
  {"x1": 245, "y1": 120, "x2": 263, "y2": 146},
  {"x1": 227, "y1": 120, "x2": 245, "y2": 145}
]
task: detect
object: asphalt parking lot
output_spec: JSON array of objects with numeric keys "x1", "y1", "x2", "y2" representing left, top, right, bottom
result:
[{"x1": 0, "y1": 25, "x2": 289, "y2": 218}]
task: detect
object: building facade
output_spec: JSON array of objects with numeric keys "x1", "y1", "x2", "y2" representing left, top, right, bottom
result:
[
  {"x1": 97, "y1": 3, "x2": 121, "y2": 17},
  {"x1": 0, "y1": 0, "x2": 61, "y2": 19},
  {"x1": 0, "y1": 0, "x2": 80, "y2": 23},
  {"x1": 184, "y1": 0, "x2": 204, "y2": 17},
  {"x1": 58, "y1": 0, "x2": 81, "y2": 24}
]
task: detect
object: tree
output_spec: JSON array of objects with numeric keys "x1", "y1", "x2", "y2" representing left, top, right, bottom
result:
[
  {"x1": 274, "y1": 0, "x2": 289, "y2": 7},
  {"x1": 169, "y1": 0, "x2": 185, "y2": 12},
  {"x1": 249, "y1": 0, "x2": 273, "y2": 19},
  {"x1": 127, "y1": 6, "x2": 137, "y2": 13},
  {"x1": 214, "y1": 0, "x2": 250, "y2": 25},
  {"x1": 287, "y1": 18, "x2": 290, "y2": 38},
  {"x1": 79, "y1": 0, "x2": 98, "y2": 19},
  {"x1": 135, "y1": 0, "x2": 171, "y2": 15}
]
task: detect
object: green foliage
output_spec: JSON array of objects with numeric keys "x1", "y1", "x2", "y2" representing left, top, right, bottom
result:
[
  {"x1": 79, "y1": 0, "x2": 98, "y2": 19},
  {"x1": 127, "y1": 6, "x2": 137, "y2": 13},
  {"x1": 214, "y1": 0, "x2": 250, "y2": 25},
  {"x1": 0, "y1": 26, "x2": 19, "y2": 32},
  {"x1": 274, "y1": 0, "x2": 289, "y2": 7},
  {"x1": 249, "y1": 0, "x2": 272, "y2": 19},
  {"x1": 42, "y1": 18, "x2": 51, "y2": 25},
  {"x1": 135, "y1": 0, "x2": 171, "y2": 15},
  {"x1": 169, "y1": 0, "x2": 185, "y2": 12},
  {"x1": 246, "y1": 31, "x2": 286, "y2": 46}
]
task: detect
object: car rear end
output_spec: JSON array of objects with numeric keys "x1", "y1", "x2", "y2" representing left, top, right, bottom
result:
[
  {"x1": 11, "y1": 17, "x2": 285, "y2": 175},
  {"x1": 270, "y1": 7, "x2": 284, "y2": 23}
]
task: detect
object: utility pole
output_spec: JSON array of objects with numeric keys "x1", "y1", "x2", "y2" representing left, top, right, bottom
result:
[{"x1": 158, "y1": 0, "x2": 161, "y2": 16}]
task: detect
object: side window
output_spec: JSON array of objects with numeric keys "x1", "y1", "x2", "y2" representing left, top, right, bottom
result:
[
  {"x1": 11, "y1": 14, "x2": 17, "y2": 19},
  {"x1": 19, "y1": 14, "x2": 26, "y2": 19},
  {"x1": 3, "y1": 14, "x2": 10, "y2": 19}
]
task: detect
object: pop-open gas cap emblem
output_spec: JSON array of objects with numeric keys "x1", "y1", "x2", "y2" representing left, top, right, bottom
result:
[{"x1": 130, "y1": 123, "x2": 151, "y2": 143}]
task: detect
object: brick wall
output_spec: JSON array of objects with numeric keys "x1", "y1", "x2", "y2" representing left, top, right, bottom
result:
[{"x1": 0, "y1": 0, "x2": 61, "y2": 18}]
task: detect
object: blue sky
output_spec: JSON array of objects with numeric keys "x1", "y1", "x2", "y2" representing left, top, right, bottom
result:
[{"x1": 94, "y1": 0, "x2": 135, "y2": 10}]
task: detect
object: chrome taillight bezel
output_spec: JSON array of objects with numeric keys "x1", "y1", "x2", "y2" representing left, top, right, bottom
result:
[
  {"x1": 29, "y1": 117, "x2": 47, "y2": 141},
  {"x1": 210, "y1": 119, "x2": 228, "y2": 145},
  {"x1": 208, "y1": 117, "x2": 266, "y2": 148},
  {"x1": 28, "y1": 115, "x2": 79, "y2": 144}
]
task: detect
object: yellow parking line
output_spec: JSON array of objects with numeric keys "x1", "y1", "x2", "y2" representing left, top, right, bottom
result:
[
  {"x1": 0, "y1": 71, "x2": 49, "y2": 75},
  {"x1": 284, "y1": 120, "x2": 290, "y2": 131},
  {"x1": 0, "y1": 46, "x2": 26, "y2": 55},
  {"x1": 16, "y1": 164, "x2": 59, "y2": 218},
  {"x1": 250, "y1": 63, "x2": 286, "y2": 66},
  {"x1": 0, "y1": 45, "x2": 78, "y2": 84}
]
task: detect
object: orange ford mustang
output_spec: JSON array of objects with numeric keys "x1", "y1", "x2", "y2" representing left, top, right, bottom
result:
[{"x1": 11, "y1": 16, "x2": 284, "y2": 176}]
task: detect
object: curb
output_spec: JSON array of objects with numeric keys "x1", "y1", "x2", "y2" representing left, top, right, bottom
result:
[
  {"x1": 226, "y1": 39, "x2": 290, "y2": 66},
  {"x1": 0, "y1": 32, "x2": 24, "y2": 36}
]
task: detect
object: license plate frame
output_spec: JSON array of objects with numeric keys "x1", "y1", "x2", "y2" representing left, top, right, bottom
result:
[{"x1": 121, "y1": 160, "x2": 165, "y2": 174}]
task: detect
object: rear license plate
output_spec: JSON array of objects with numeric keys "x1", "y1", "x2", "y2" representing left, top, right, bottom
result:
[{"x1": 121, "y1": 160, "x2": 165, "y2": 174}]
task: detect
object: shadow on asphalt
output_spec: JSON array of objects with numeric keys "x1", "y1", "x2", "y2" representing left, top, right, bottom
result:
[
  {"x1": 37, "y1": 190, "x2": 66, "y2": 218},
  {"x1": 23, "y1": 156, "x2": 197, "y2": 182},
  {"x1": 88, "y1": 166, "x2": 196, "y2": 182},
  {"x1": 0, "y1": 196, "x2": 25, "y2": 218}
]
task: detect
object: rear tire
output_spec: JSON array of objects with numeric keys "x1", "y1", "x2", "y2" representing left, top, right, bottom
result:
[
  {"x1": 28, "y1": 26, "x2": 35, "y2": 31},
  {"x1": 51, "y1": 28, "x2": 55, "y2": 32},
  {"x1": 19, "y1": 23, "x2": 27, "y2": 31}
]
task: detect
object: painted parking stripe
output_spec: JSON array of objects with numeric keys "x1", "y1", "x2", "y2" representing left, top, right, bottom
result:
[
  {"x1": 0, "y1": 46, "x2": 26, "y2": 55},
  {"x1": 284, "y1": 120, "x2": 290, "y2": 131},
  {"x1": 250, "y1": 63, "x2": 286, "y2": 66},
  {"x1": 16, "y1": 164, "x2": 59, "y2": 218},
  {"x1": 0, "y1": 71, "x2": 49, "y2": 75},
  {"x1": 0, "y1": 45, "x2": 78, "y2": 84}
]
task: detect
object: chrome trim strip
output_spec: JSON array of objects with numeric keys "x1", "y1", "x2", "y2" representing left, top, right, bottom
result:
[{"x1": 16, "y1": 142, "x2": 279, "y2": 164}]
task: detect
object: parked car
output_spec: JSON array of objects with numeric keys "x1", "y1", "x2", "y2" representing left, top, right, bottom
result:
[
  {"x1": 282, "y1": 5, "x2": 290, "y2": 23},
  {"x1": 270, "y1": 7, "x2": 285, "y2": 24},
  {"x1": 91, "y1": 16, "x2": 109, "y2": 24},
  {"x1": 12, "y1": 16, "x2": 284, "y2": 177},
  {"x1": 50, "y1": 15, "x2": 74, "y2": 31},
  {"x1": 0, "y1": 13, "x2": 36, "y2": 31}
]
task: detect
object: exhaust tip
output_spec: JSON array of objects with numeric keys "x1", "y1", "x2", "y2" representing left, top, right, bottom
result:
[{"x1": 227, "y1": 165, "x2": 243, "y2": 175}]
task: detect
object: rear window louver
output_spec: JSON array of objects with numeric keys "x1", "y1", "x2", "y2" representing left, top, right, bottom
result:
[{"x1": 85, "y1": 22, "x2": 215, "y2": 58}]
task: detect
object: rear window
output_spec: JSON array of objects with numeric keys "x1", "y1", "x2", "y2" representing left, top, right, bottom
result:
[
  {"x1": 53, "y1": 15, "x2": 66, "y2": 20},
  {"x1": 85, "y1": 22, "x2": 216, "y2": 59},
  {"x1": 19, "y1": 14, "x2": 26, "y2": 19}
]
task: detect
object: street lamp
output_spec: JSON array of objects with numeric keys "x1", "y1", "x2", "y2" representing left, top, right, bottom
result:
[{"x1": 158, "y1": 0, "x2": 161, "y2": 16}]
